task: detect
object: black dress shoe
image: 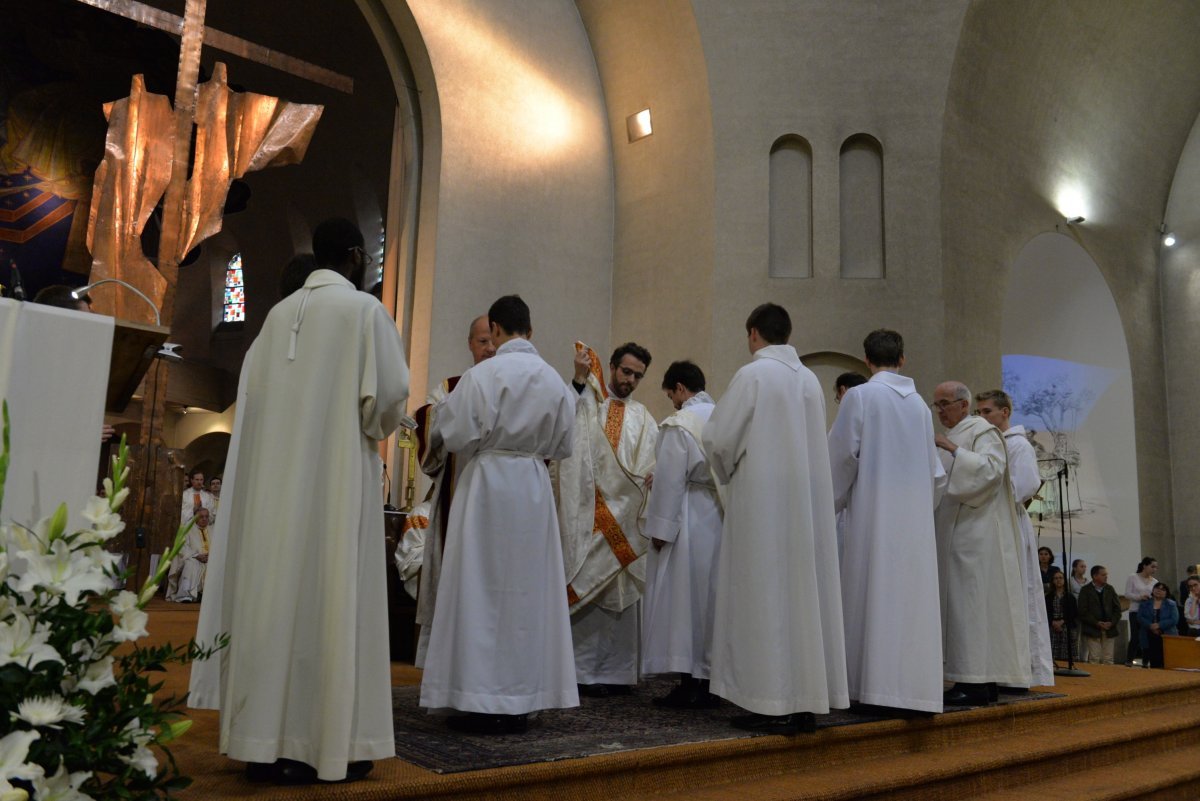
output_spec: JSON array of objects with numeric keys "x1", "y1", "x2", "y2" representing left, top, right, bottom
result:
[
  {"x1": 244, "y1": 762, "x2": 277, "y2": 783},
  {"x1": 446, "y1": 712, "x2": 529, "y2": 735},
  {"x1": 578, "y1": 683, "x2": 610, "y2": 698},
  {"x1": 344, "y1": 761, "x2": 374, "y2": 782},
  {"x1": 731, "y1": 712, "x2": 817, "y2": 734},
  {"x1": 274, "y1": 759, "x2": 319, "y2": 786},
  {"x1": 943, "y1": 684, "x2": 991, "y2": 706},
  {"x1": 996, "y1": 686, "x2": 1029, "y2": 695}
]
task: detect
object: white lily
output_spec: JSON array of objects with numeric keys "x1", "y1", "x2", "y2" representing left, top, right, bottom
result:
[
  {"x1": 12, "y1": 540, "x2": 113, "y2": 607},
  {"x1": 29, "y1": 761, "x2": 92, "y2": 801},
  {"x1": 77, "y1": 498, "x2": 124, "y2": 544},
  {"x1": 74, "y1": 656, "x2": 116, "y2": 695},
  {"x1": 109, "y1": 607, "x2": 148, "y2": 643},
  {"x1": 119, "y1": 721, "x2": 158, "y2": 779},
  {"x1": 0, "y1": 731, "x2": 43, "y2": 784},
  {"x1": 0, "y1": 612, "x2": 63, "y2": 669}
]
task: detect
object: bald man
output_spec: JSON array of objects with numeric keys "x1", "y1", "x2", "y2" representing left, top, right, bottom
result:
[
  {"x1": 411, "y1": 315, "x2": 496, "y2": 665},
  {"x1": 932, "y1": 381, "x2": 1030, "y2": 706}
]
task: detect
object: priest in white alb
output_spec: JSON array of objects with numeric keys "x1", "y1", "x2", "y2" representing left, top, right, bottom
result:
[
  {"x1": 827, "y1": 329, "x2": 946, "y2": 714},
  {"x1": 166, "y1": 506, "x2": 212, "y2": 603},
  {"x1": 703, "y1": 303, "x2": 849, "y2": 734},
  {"x1": 180, "y1": 469, "x2": 214, "y2": 525},
  {"x1": 409, "y1": 314, "x2": 495, "y2": 666},
  {"x1": 975, "y1": 389, "x2": 1056, "y2": 687},
  {"x1": 641, "y1": 360, "x2": 722, "y2": 709},
  {"x1": 933, "y1": 381, "x2": 1031, "y2": 705},
  {"x1": 420, "y1": 295, "x2": 579, "y2": 734},
  {"x1": 556, "y1": 341, "x2": 657, "y2": 695},
  {"x1": 192, "y1": 218, "x2": 410, "y2": 785}
]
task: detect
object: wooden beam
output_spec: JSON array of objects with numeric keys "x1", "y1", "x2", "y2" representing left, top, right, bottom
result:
[{"x1": 75, "y1": 0, "x2": 354, "y2": 94}]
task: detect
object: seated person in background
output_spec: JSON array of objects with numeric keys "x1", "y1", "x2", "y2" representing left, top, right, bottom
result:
[
  {"x1": 1182, "y1": 577, "x2": 1200, "y2": 637},
  {"x1": 1045, "y1": 571, "x2": 1078, "y2": 661},
  {"x1": 167, "y1": 507, "x2": 212, "y2": 602},
  {"x1": 1137, "y1": 582, "x2": 1179, "y2": 669}
]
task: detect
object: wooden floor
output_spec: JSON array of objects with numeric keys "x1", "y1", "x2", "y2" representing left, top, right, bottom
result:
[{"x1": 148, "y1": 602, "x2": 1200, "y2": 801}]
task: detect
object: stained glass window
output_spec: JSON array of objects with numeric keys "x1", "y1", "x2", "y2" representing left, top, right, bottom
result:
[{"x1": 223, "y1": 253, "x2": 245, "y2": 323}]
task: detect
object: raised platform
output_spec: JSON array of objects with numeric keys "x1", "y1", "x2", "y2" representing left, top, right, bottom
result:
[{"x1": 148, "y1": 603, "x2": 1200, "y2": 800}]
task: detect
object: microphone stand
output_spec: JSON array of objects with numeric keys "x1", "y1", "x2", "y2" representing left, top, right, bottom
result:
[{"x1": 1040, "y1": 456, "x2": 1089, "y2": 678}]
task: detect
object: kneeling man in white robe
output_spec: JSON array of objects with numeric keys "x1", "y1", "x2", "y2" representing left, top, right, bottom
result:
[
  {"x1": 933, "y1": 381, "x2": 1031, "y2": 705},
  {"x1": 642, "y1": 360, "x2": 722, "y2": 709},
  {"x1": 827, "y1": 329, "x2": 946, "y2": 714},
  {"x1": 703, "y1": 303, "x2": 849, "y2": 735},
  {"x1": 420, "y1": 294, "x2": 579, "y2": 734},
  {"x1": 167, "y1": 507, "x2": 212, "y2": 602}
]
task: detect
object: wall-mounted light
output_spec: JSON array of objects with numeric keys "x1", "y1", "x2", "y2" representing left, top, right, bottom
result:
[
  {"x1": 1066, "y1": 216, "x2": 1085, "y2": 225},
  {"x1": 1163, "y1": 233, "x2": 1177, "y2": 247},
  {"x1": 626, "y1": 108, "x2": 652, "y2": 143}
]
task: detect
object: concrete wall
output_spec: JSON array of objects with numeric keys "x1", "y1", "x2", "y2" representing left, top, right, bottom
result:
[
  {"x1": 388, "y1": 0, "x2": 615, "y2": 402},
  {"x1": 942, "y1": 0, "x2": 1200, "y2": 577}
]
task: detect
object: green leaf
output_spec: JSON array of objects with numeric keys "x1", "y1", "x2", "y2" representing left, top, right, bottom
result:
[{"x1": 46, "y1": 502, "x2": 69, "y2": 542}]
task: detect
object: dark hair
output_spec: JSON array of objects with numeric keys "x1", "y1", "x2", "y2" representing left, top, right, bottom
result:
[
  {"x1": 189, "y1": 469, "x2": 204, "y2": 480},
  {"x1": 279, "y1": 253, "x2": 318, "y2": 299},
  {"x1": 312, "y1": 217, "x2": 364, "y2": 269},
  {"x1": 488, "y1": 295, "x2": 531, "y2": 336},
  {"x1": 610, "y1": 342, "x2": 652, "y2": 370},
  {"x1": 1137, "y1": 556, "x2": 1157, "y2": 574},
  {"x1": 863, "y1": 329, "x2": 903, "y2": 367},
  {"x1": 33, "y1": 284, "x2": 89, "y2": 310},
  {"x1": 836, "y1": 372, "x2": 868, "y2": 392},
  {"x1": 745, "y1": 303, "x2": 791, "y2": 344},
  {"x1": 1071, "y1": 559, "x2": 1086, "y2": 574},
  {"x1": 661, "y1": 360, "x2": 705, "y2": 393},
  {"x1": 1090, "y1": 564, "x2": 1105, "y2": 578},
  {"x1": 1038, "y1": 546, "x2": 1054, "y2": 562}
]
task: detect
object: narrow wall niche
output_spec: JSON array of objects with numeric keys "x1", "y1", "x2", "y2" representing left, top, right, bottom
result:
[
  {"x1": 839, "y1": 133, "x2": 884, "y2": 279},
  {"x1": 769, "y1": 135, "x2": 813, "y2": 278}
]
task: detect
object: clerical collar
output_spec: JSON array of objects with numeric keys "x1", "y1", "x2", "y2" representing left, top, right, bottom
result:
[{"x1": 682, "y1": 391, "x2": 714, "y2": 409}]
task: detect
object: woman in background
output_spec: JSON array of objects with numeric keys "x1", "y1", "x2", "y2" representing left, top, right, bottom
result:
[{"x1": 1136, "y1": 581, "x2": 1178, "y2": 669}]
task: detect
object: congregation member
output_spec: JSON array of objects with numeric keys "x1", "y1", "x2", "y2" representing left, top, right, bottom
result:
[
  {"x1": 196, "y1": 217, "x2": 410, "y2": 784},
  {"x1": 410, "y1": 314, "x2": 495, "y2": 665},
  {"x1": 975, "y1": 389, "x2": 1055, "y2": 687},
  {"x1": 641, "y1": 360, "x2": 722, "y2": 709},
  {"x1": 557, "y1": 341, "x2": 657, "y2": 696},
  {"x1": 932, "y1": 381, "x2": 1030, "y2": 705},
  {"x1": 1045, "y1": 571, "x2": 1078, "y2": 661},
  {"x1": 1038, "y1": 546, "x2": 1062, "y2": 592},
  {"x1": 1125, "y1": 557, "x2": 1159, "y2": 665},
  {"x1": 1077, "y1": 565, "x2": 1122, "y2": 665},
  {"x1": 207, "y1": 476, "x2": 222, "y2": 512},
  {"x1": 827, "y1": 329, "x2": 945, "y2": 714},
  {"x1": 180, "y1": 469, "x2": 214, "y2": 525},
  {"x1": 1178, "y1": 564, "x2": 1198, "y2": 609},
  {"x1": 703, "y1": 303, "x2": 848, "y2": 734},
  {"x1": 1183, "y1": 576, "x2": 1200, "y2": 636},
  {"x1": 1069, "y1": 559, "x2": 1088, "y2": 597},
  {"x1": 166, "y1": 506, "x2": 212, "y2": 603},
  {"x1": 420, "y1": 295, "x2": 579, "y2": 734},
  {"x1": 1137, "y1": 582, "x2": 1179, "y2": 669}
]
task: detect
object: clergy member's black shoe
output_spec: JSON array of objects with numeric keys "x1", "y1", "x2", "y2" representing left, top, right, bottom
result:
[
  {"x1": 943, "y1": 683, "x2": 991, "y2": 706},
  {"x1": 996, "y1": 685, "x2": 1029, "y2": 696},
  {"x1": 730, "y1": 712, "x2": 817, "y2": 735},
  {"x1": 986, "y1": 683, "x2": 999, "y2": 703},
  {"x1": 244, "y1": 761, "x2": 277, "y2": 783},
  {"x1": 446, "y1": 712, "x2": 529, "y2": 735},
  {"x1": 578, "y1": 683, "x2": 610, "y2": 698},
  {"x1": 343, "y1": 761, "x2": 374, "y2": 782},
  {"x1": 273, "y1": 759, "x2": 319, "y2": 786}
]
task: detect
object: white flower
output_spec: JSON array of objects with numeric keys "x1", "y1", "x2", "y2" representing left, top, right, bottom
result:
[
  {"x1": 0, "y1": 781, "x2": 29, "y2": 801},
  {"x1": 0, "y1": 522, "x2": 38, "y2": 557},
  {"x1": 11, "y1": 696, "x2": 86, "y2": 729},
  {"x1": 74, "y1": 656, "x2": 116, "y2": 695},
  {"x1": 108, "y1": 591, "x2": 138, "y2": 617},
  {"x1": 0, "y1": 731, "x2": 43, "y2": 784},
  {"x1": 77, "y1": 499, "x2": 124, "y2": 544},
  {"x1": 29, "y1": 761, "x2": 92, "y2": 801},
  {"x1": 119, "y1": 721, "x2": 157, "y2": 779},
  {"x1": 11, "y1": 540, "x2": 112, "y2": 606},
  {"x1": 109, "y1": 607, "x2": 148, "y2": 643},
  {"x1": 0, "y1": 612, "x2": 63, "y2": 669}
]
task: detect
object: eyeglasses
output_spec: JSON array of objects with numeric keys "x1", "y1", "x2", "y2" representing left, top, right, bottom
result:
[
  {"x1": 351, "y1": 246, "x2": 374, "y2": 267},
  {"x1": 930, "y1": 399, "x2": 966, "y2": 411}
]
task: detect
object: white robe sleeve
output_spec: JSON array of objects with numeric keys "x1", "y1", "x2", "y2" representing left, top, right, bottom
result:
[
  {"x1": 548, "y1": 387, "x2": 576, "y2": 461},
  {"x1": 946, "y1": 427, "x2": 1007, "y2": 508},
  {"x1": 437, "y1": 370, "x2": 486, "y2": 460},
  {"x1": 703, "y1": 369, "x2": 756, "y2": 485},
  {"x1": 360, "y1": 305, "x2": 411, "y2": 441},
  {"x1": 827, "y1": 388, "x2": 863, "y2": 513},
  {"x1": 1007, "y1": 437, "x2": 1041, "y2": 504},
  {"x1": 643, "y1": 427, "x2": 690, "y2": 543}
]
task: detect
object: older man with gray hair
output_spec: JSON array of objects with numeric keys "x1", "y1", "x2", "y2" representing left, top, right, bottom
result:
[{"x1": 932, "y1": 381, "x2": 1030, "y2": 706}]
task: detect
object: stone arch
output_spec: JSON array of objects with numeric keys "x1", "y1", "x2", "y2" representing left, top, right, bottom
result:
[{"x1": 801, "y1": 350, "x2": 870, "y2": 428}]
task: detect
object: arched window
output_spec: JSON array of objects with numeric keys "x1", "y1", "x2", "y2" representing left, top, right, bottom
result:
[
  {"x1": 769, "y1": 135, "x2": 813, "y2": 278},
  {"x1": 839, "y1": 134, "x2": 885, "y2": 278},
  {"x1": 223, "y1": 252, "x2": 245, "y2": 322}
]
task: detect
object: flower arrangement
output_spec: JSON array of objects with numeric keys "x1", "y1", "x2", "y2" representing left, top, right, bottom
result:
[{"x1": 0, "y1": 402, "x2": 225, "y2": 800}]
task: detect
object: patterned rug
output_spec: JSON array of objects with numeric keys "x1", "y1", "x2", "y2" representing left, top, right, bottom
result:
[{"x1": 393, "y1": 677, "x2": 1062, "y2": 773}]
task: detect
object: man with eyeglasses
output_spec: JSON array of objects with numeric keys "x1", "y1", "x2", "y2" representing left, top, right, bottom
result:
[{"x1": 932, "y1": 381, "x2": 1030, "y2": 706}]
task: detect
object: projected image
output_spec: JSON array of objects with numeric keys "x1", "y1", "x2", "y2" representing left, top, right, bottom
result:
[{"x1": 1002, "y1": 354, "x2": 1121, "y2": 541}]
